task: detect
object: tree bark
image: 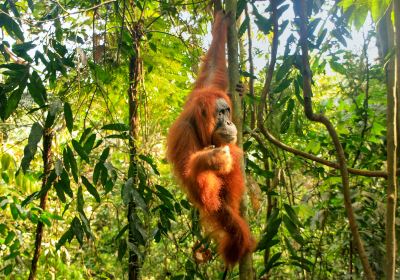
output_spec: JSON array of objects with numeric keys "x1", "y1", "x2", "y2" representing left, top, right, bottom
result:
[
  {"x1": 386, "y1": 1, "x2": 399, "y2": 278},
  {"x1": 295, "y1": 1, "x2": 375, "y2": 279},
  {"x1": 127, "y1": 38, "x2": 141, "y2": 280},
  {"x1": 245, "y1": 5, "x2": 256, "y2": 130},
  {"x1": 28, "y1": 128, "x2": 53, "y2": 280},
  {"x1": 225, "y1": 0, "x2": 254, "y2": 278}
]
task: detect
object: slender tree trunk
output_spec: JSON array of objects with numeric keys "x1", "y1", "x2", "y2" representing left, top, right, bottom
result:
[
  {"x1": 245, "y1": 4, "x2": 256, "y2": 130},
  {"x1": 226, "y1": 0, "x2": 242, "y2": 143},
  {"x1": 376, "y1": 4, "x2": 398, "y2": 279},
  {"x1": 28, "y1": 128, "x2": 53, "y2": 280},
  {"x1": 386, "y1": 2, "x2": 399, "y2": 279},
  {"x1": 254, "y1": 0, "x2": 279, "y2": 275},
  {"x1": 225, "y1": 0, "x2": 254, "y2": 278},
  {"x1": 263, "y1": 162, "x2": 278, "y2": 273},
  {"x1": 295, "y1": 1, "x2": 375, "y2": 279},
  {"x1": 127, "y1": 38, "x2": 141, "y2": 280}
]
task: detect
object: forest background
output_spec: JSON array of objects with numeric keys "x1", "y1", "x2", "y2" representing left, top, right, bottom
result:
[{"x1": 0, "y1": 0, "x2": 399, "y2": 279}]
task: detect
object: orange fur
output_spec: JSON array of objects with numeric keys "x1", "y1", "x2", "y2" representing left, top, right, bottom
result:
[{"x1": 166, "y1": 12, "x2": 254, "y2": 266}]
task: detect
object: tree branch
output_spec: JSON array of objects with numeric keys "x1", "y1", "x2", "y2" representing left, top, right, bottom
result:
[
  {"x1": 294, "y1": 1, "x2": 374, "y2": 279},
  {"x1": 249, "y1": 128, "x2": 390, "y2": 178}
]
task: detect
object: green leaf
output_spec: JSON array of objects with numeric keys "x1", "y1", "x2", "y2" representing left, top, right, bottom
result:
[
  {"x1": 1, "y1": 153, "x2": 12, "y2": 170},
  {"x1": 100, "y1": 164, "x2": 108, "y2": 186},
  {"x1": 21, "y1": 122, "x2": 43, "y2": 172},
  {"x1": 102, "y1": 123, "x2": 129, "y2": 131},
  {"x1": 155, "y1": 185, "x2": 174, "y2": 200},
  {"x1": 122, "y1": 178, "x2": 147, "y2": 211},
  {"x1": 60, "y1": 169, "x2": 73, "y2": 198},
  {"x1": 240, "y1": 70, "x2": 257, "y2": 79},
  {"x1": 10, "y1": 203, "x2": 18, "y2": 219},
  {"x1": 27, "y1": 71, "x2": 47, "y2": 106},
  {"x1": 139, "y1": 154, "x2": 160, "y2": 175},
  {"x1": 54, "y1": 18, "x2": 62, "y2": 41},
  {"x1": 370, "y1": 0, "x2": 390, "y2": 22},
  {"x1": 71, "y1": 217, "x2": 84, "y2": 246},
  {"x1": 81, "y1": 176, "x2": 100, "y2": 203},
  {"x1": 77, "y1": 186, "x2": 84, "y2": 213},
  {"x1": 66, "y1": 145, "x2": 78, "y2": 182},
  {"x1": 55, "y1": 181, "x2": 66, "y2": 203},
  {"x1": 236, "y1": 0, "x2": 246, "y2": 18},
  {"x1": 39, "y1": 213, "x2": 51, "y2": 227},
  {"x1": 274, "y1": 78, "x2": 293, "y2": 93},
  {"x1": 114, "y1": 224, "x2": 129, "y2": 240},
  {"x1": 276, "y1": 56, "x2": 294, "y2": 81},
  {"x1": 329, "y1": 60, "x2": 346, "y2": 75},
  {"x1": 100, "y1": 147, "x2": 110, "y2": 162},
  {"x1": 56, "y1": 227, "x2": 74, "y2": 250},
  {"x1": 83, "y1": 134, "x2": 96, "y2": 154},
  {"x1": 283, "y1": 214, "x2": 304, "y2": 245},
  {"x1": 180, "y1": 199, "x2": 190, "y2": 210},
  {"x1": 257, "y1": 217, "x2": 282, "y2": 251},
  {"x1": 0, "y1": 223, "x2": 6, "y2": 234},
  {"x1": 5, "y1": 86, "x2": 24, "y2": 120},
  {"x1": 294, "y1": 77, "x2": 304, "y2": 105},
  {"x1": 4, "y1": 251, "x2": 19, "y2": 261},
  {"x1": 118, "y1": 239, "x2": 127, "y2": 261},
  {"x1": 284, "y1": 203, "x2": 302, "y2": 227},
  {"x1": 72, "y1": 140, "x2": 89, "y2": 163},
  {"x1": 316, "y1": 29, "x2": 327, "y2": 48},
  {"x1": 0, "y1": 12, "x2": 24, "y2": 41},
  {"x1": 149, "y1": 42, "x2": 157, "y2": 52},
  {"x1": 290, "y1": 255, "x2": 313, "y2": 271},
  {"x1": 331, "y1": 29, "x2": 347, "y2": 47},
  {"x1": 252, "y1": 5, "x2": 272, "y2": 35},
  {"x1": 238, "y1": 16, "x2": 249, "y2": 38},
  {"x1": 52, "y1": 39, "x2": 67, "y2": 57},
  {"x1": 5, "y1": 231, "x2": 15, "y2": 244},
  {"x1": 265, "y1": 252, "x2": 282, "y2": 273},
  {"x1": 64, "y1": 102, "x2": 73, "y2": 133},
  {"x1": 93, "y1": 162, "x2": 102, "y2": 185},
  {"x1": 79, "y1": 128, "x2": 92, "y2": 143},
  {"x1": 1, "y1": 171, "x2": 9, "y2": 183},
  {"x1": 280, "y1": 99, "x2": 295, "y2": 134},
  {"x1": 12, "y1": 41, "x2": 36, "y2": 55}
]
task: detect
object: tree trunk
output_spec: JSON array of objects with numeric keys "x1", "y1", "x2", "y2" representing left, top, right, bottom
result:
[
  {"x1": 245, "y1": 4, "x2": 256, "y2": 130},
  {"x1": 28, "y1": 128, "x2": 53, "y2": 280},
  {"x1": 225, "y1": 0, "x2": 254, "y2": 278},
  {"x1": 127, "y1": 39, "x2": 141, "y2": 280},
  {"x1": 386, "y1": 1, "x2": 399, "y2": 279},
  {"x1": 376, "y1": 4, "x2": 398, "y2": 279}
]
